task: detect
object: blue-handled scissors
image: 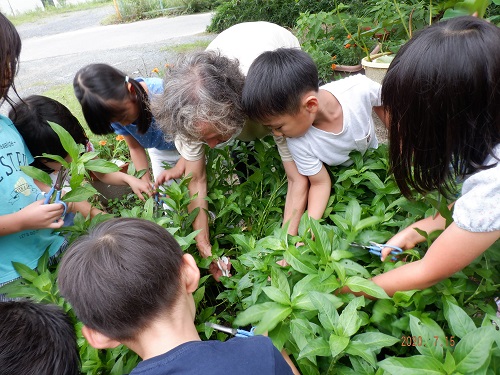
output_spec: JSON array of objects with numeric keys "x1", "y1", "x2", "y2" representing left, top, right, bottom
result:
[
  {"x1": 44, "y1": 166, "x2": 69, "y2": 216},
  {"x1": 205, "y1": 322, "x2": 255, "y2": 338},
  {"x1": 350, "y1": 241, "x2": 403, "y2": 260}
]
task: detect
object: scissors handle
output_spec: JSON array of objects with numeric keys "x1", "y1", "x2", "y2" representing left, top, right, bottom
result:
[
  {"x1": 235, "y1": 327, "x2": 255, "y2": 338},
  {"x1": 43, "y1": 188, "x2": 67, "y2": 216},
  {"x1": 369, "y1": 242, "x2": 402, "y2": 260},
  {"x1": 43, "y1": 187, "x2": 55, "y2": 205}
]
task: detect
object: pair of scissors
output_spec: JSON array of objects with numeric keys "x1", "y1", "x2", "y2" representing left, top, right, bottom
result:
[
  {"x1": 205, "y1": 322, "x2": 255, "y2": 338},
  {"x1": 43, "y1": 166, "x2": 69, "y2": 216},
  {"x1": 350, "y1": 241, "x2": 403, "y2": 261}
]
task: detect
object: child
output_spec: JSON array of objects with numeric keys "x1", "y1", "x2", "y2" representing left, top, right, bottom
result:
[
  {"x1": 57, "y1": 218, "x2": 298, "y2": 375},
  {"x1": 0, "y1": 300, "x2": 80, "y2": 374},
  {"x1": 10, "y1": 95, "x2": 152, "y2": 205},
  {"x1": 362, "y1": 16, "x2": 500, "y2": 296},
  {"x1": 73, "y1": 63, "x2": 180, "y2": 185},
  {"x1": 0, "y1": 12, "x2": 66, "y2": 293},
  {"x1": 242, "y1": 48, "x2": 385, "y2": 221}
]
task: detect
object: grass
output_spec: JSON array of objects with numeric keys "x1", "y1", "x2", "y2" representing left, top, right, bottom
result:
[
  {"x1": 7, "y1": 0, "x2": 113, "y2": 26},
  {"x1": 161, "y1": 38, "x2": 212, "y2": 53},
  {"x1": 42, "y1": 83, "x2": 103, "y2": 144}
]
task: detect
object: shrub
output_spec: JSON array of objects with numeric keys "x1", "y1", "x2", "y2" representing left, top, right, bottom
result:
[{"x1": 207, "y1": 0, "x2": 335, "y2": 33}]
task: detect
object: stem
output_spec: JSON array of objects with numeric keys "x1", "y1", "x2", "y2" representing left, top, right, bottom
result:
[{"x1": 393, "y1": 0, "x2": 411, "y2": 40}]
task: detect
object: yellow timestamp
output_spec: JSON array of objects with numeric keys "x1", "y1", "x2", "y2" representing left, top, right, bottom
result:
[{"x1": 401, "y1": 335, "x2": 456, "y2": 347}]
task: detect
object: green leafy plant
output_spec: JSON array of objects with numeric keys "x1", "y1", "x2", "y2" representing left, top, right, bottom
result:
[
  {"x1": 5, "y1": 134, "x2": 500, "y2": 374},
  {"x1": 21, "y1": 122, "x2": 120, "y2": 203}
]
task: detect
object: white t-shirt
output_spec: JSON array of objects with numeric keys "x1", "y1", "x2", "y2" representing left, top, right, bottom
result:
[
  {"x1": 175, "y1": 22, "x2": 300, "y2": 162},
  {"x1": 453, "y1": 144, "x2": 500, "y2": 232},
  {"x1": 286, "y1": 74, "x2": 381, "y2": 176}
]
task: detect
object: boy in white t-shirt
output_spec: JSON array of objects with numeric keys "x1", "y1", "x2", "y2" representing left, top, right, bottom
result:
[{"x1": 242, "y1": 48, "x2": 386, "y2": 221}]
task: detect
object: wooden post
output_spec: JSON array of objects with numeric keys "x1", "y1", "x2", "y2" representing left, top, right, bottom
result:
[{"x1": 113, "y1": 0, "x2": 122, "y2": 21}]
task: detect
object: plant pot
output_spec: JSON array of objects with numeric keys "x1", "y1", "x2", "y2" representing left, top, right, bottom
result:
[
  {"x1": 361, "y1": 55, "x2": 394, "y2": 84},
  {"x1": 361, "y1": 55, "x2": 395, "y2": 144},
  {"x1": 89, "y1": 162, "x2": 133, "y2": 204}
]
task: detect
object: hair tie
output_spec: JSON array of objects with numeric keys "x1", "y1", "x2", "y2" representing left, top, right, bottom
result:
[{"x1": 125, "y1": 76, "x2": 129, "y2": 83}]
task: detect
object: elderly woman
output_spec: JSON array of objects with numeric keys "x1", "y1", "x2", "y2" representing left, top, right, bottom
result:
[{"x1": 152, "y1": 22, "x2": 307, "y2": 269}]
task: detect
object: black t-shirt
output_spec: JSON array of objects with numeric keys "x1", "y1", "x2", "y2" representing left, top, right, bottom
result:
[{"x1": 129, "y1": 336, "x2": 294, "y2": 375}]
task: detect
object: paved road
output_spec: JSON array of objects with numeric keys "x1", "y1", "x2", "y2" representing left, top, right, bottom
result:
[{"x1": 9, "y1": 6, "x2": 215, "y2": 105}]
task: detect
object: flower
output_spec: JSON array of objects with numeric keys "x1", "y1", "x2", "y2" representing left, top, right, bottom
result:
[
  {"x1": 331, "y1": 63, "x2": 337, "y2": 70},
  {"x1": 95, "y1": 136, "x2": 131, "y2": 162},
  {"x1": 344, "y1": 43, "x2": 352, "y2": 49},
  {"x1": 152, "y1": 67, "x2": 159, "y2": 74}
]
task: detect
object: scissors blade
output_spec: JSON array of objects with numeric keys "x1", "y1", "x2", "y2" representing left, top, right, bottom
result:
[
  {"x1": 204, "y1": 322, "x2": 237, "y2": 335},
  {"x1": 55, "y1": 166, "x2": 68, "y2": 190}
]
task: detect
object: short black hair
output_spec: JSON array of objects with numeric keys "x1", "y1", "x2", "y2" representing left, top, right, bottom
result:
[
  {"x1": 58, "y1": 218, "x2": 184, "y2": 341},
  {"x1": 242, "y1": 48, "x2": 319, "y2": 123},
  {"x1": 73, "y1": 63, "x2": 152, "y2": 135},
  {"x1": 0, "y1": 300, "x2": 80, "y2": 375},
  {"x1": 382, "y1": 16, "x2": 500, "y2": 197},
  {"x1": 9, "y1": 95, "x2": 88, "y2": 173}
]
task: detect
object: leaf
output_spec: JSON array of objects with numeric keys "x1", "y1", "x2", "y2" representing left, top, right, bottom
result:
[
  {"x1": 378, "y1": 355, "x2": 445, "y2": 375},
  {"x1": 271, "y1": 267, "x2": 290, "y2": 297},
  {"x1": 345, "y1": 199, "x2": 362, "y2": 228},
  {"x1": 62, "y1": 185, "x2": 98, "y2": 202},
  {"x1": 454, "y1": 326, "x2": 496, "y2": 373},
  {"x1": 337, "y1": 297, "x2": 364, "y2": 337},
  {"x1": 409, "y1": 314, "x2": 444, "y2": 359},
  {"x1": 329, "y1": 334, "x2": 350, "y2": 358},
  {"x1": 443, "y1": 297, "x2": 476, "y2": 338},
  {"x1": 234, "y1": 302, "x2": 279, "y2": 326},
  {"x1": 254, "y1": 305, "x2": 293, "y2": 334},
  {"x1": 284, "y1": 245, "x2": 317, "y2": 275},
  {"x1": 85, "y1": 159, "x2": 121, "y2": 173},
  {"x1": 298, "y1": 337, "x2": 330, "y2": 360},
  {"x1": 362, "y1": 171, "x2": 385, "y2": 189},
  {"x1": 345, "y1": 276, "x2": 389, "y2": 299},
  {"x1": 309, "y1": 291, "x2": 340, "y2": 331},
  {"x1": 47, "y1": 121, "x2": 81, "y2": 161},
  {"x1": 269, "y1": 321, "x2": 289, "y2": 351},
  {"x1": 12, "y1": 262, "x2": 38, "y2": 282},
  {"x1": 344, "y1": 341, "x2": 376, "y2": 367},
  {"x1": 20, "y1": 166, "x2": 52, "y2": 186},
  {"x1": 263, "y1": 286, "x2": 291, "y2": 305},
  {"x1": 352, "y1": 332, "x2": 400, "y2": 350}
]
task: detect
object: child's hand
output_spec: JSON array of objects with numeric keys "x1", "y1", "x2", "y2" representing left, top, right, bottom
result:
[
  {"x1": 20, "y1": 200, "x2": 65, "y2": 230},
  {"x1": 127, "y1": 176, "x2": 154, "y2": 201},
  {"x1": 380, "y1": 228, "x2": 420, "y2": 261},
  {"x1": 154, "y1": 161, "x2": 186, "y2": 190}
]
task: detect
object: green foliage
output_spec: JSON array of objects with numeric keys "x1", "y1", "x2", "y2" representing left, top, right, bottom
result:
[
  {"x1": 4, "y1": 138, "x2": 500, "y2": 374},
  {"x1": 207, "y1": 0, "x2": 335, "y2": 33},
  {"x1": 21, "y1": 122, "x2": 120, "y2": 203}
]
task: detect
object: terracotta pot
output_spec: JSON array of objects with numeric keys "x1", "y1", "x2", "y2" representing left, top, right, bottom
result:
[{"x1": 89, "y1": 162, "x2": 133, "y2": 203}]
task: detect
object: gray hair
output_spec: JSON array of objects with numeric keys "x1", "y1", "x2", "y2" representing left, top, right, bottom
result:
[{"x1": 152, "y1": 50, "x2": 246, "y2": 142}]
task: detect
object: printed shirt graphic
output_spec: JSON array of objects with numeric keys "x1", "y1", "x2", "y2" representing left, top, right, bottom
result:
[
  {"x1": 0, "y1": 115, "x2": 64, "y2": 284},
  {"x1": 111, "y1": 77, "x2": 177, "y2": 151}
]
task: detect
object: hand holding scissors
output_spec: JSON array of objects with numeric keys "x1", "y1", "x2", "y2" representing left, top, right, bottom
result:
[
  {"x1": 350, "y1": 241, "x2": 403, "y2": 261},
  {"x1": 43, "y1": 166, "x2": 69, "y2": 217}
]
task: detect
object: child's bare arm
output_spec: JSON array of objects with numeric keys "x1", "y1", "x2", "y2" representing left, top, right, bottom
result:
[
  {"x1": 306, "y1": 165, "x2": 331, "y2": 220},
  {"x1": 282, "y1": 160, "x2": 309, "y2": 235},
  {"x1": 371, "y1": 224, "x2": 499, "y2": 296},
  {"x1": 0, "y1": 201, "x2": 64, "y2": 235},
  {"x1": 281, "y1": 349, "x2": 301, "y2": 375},
  {"x1": 124, "y1": 135, "x2": 152, "y2": 183},
  {"x1": 92, "y1": 171, "x2": 152, "y2": 201},
  {"x1": 373, "y1": 105, "x2": 389, "y2": 128}
]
